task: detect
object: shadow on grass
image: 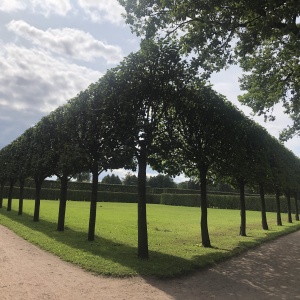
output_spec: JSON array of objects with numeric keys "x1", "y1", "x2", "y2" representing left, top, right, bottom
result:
[
  {"x1": 0, "y1": 207, "x2": 224, "y2": 278},
  {"x1": 1, "y1": 206, "x2": 300, "y2": 280}
]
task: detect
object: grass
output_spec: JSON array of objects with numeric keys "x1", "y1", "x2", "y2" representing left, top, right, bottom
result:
[{"x1": 0, "y1": 199, "x2": 299, "y2": 278}]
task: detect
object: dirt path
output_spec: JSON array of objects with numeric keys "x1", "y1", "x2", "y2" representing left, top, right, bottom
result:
[{"x1": 1, "y1": 224, "x2": 300, "y2": 300}]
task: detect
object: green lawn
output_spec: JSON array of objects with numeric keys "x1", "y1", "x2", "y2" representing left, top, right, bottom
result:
[{"x1": 0, "y1": 199, "x2": 299, "y2": 277}]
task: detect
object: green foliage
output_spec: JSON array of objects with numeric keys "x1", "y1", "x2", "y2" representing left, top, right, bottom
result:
[
  {"x1": 122, "y1": 172, "x2": 138, "y2": 186},
  {"x1": 120, "y1": 0, "x2": 300, "y2": 137},
  {"x1": 147, "y1": 174, "x2": 176, "y2": 188},
  {"x1": 177, "y1": 179, "x2": 200, "y2": 190},
  {"x1": 73, "y1": 172, "x2": 92, "y2": 183},
  {"x1": 101, "y1": 174, "x2": 122, "y2": 185}
]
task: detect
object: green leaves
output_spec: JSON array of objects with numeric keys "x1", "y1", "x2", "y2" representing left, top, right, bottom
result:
[{"x1": 119, "y1": 0, "x2": 300, "y2": 137}]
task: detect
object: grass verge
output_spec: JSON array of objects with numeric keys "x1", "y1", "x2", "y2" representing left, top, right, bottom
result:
[{"x1": 0, "y1": 199, "x2": 299, "y2": 278}]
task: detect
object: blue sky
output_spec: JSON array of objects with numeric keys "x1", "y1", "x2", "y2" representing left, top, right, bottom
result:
[{"x1": 0, "y1": 0, "x2": 299, "y2": 182}]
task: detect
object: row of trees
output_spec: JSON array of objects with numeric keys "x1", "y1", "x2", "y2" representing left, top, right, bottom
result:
[
  {"x1": 101, "y1": 173, "x2": 179, "y2": 188},
  {"x1": 0, "y1": 40, "x2": 300, "y2": 259}
]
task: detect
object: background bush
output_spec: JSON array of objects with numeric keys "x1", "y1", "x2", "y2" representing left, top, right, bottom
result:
[{"x1": 3, "y1": 180, "x2": 297, "y2": 214}]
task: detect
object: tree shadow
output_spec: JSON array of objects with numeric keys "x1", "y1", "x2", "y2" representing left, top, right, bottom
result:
[
  {"x1": 144, "y1": 230, "x2": 300, "y2": 299},
  {"x1": 1, "y1": 209, "x2": 217, "y2": 278},
  {"x1": 2, "y1": 207, "x2": 300, "y2": 300}
]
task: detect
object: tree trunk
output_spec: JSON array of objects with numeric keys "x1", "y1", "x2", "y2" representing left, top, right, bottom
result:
[
  {"x1": 33, "y1": 179, "x2": 43, "y2": 222},
  {"x1": 7, "y1": 179, "x2": 15, "y2": 212},
  {"x1": 199, "y1": 164, "x2": 211, "y2": 248},
  {"x1": 0, "y1": 181, "x2": 4, "y2": 208},
  {"x1": 137, "y1": 143, "x2": 149, "y2": 259},
  {"x1": 294, "y1": 192, "x2": 299, "y2": 221},
  {"x1": 275, "y1": 189, "x2": 282, "y2": 226},
  {"x1": 239, "y1": 179, "x2": 246, "y2": 236},
  {"x1": 18, "y1": 179, "x2": 25, "y2": 215},
  {"x1": 286, "y1": 190, "x2": 292, "y2": 223},
  {"x1": 88, "y1": 165, "x2": 99, "y2": 241},
  {"x1": 259, "y1": 183, "x2": 268, "y2": 230},
  {"x1": 57, "y1": 174, "x2": 68, "y2": 231}
]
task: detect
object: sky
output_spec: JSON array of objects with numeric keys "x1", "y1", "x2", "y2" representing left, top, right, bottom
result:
[{"x1": 0, "y1": 0, "x2": 299, "y2": 183}]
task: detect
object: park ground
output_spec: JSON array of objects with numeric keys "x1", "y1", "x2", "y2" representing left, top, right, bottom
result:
[{"x1": 1, "y1": 224, "x2": 300, "y2": 300}]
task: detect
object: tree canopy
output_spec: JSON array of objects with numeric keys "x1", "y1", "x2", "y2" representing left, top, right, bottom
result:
[
  {"x1": 101, "y1": 174, "x2": 122, "y2": 185},
  {"x1": 1, "y1": 39, "x2": 300, "y2": 256},
  {"x1": 119, "y1": 0, "x2": 300, "y2": 138}
]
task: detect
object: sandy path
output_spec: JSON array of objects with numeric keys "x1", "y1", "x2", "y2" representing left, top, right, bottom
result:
[{"x1": 1, "y1": 224, "x2": 300, "y2": 300}]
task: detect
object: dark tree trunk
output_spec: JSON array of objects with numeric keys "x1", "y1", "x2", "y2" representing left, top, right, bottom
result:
[
  {"x1": 259, "y1": 183, "x2": 268, "y2": 230},
  {"x1": 18, "y1": 179, "x2": 25, "y2": 215},
  {"x1": 88, "y1": 165, "x2": 99, "y2": 241},
  {"x1": 137, "y1": 143, "x2": 149, "y2": 259},
  {"x1": 0, "y1": 181, "x2": 4, "y2": 208},
  {"x1": 199, "y1": 164, "x2": 211, "y2": 248},
  {"x1": 239, "y1": 179, "x2": 246, "y2": 236},
  {"x1": 7, "y1": 179, "x2": 15, "y2": 212},
  {"x1": 275, "y1": 189, "x2": 282, "y2": 226},
  {"x1": 286, "y1": 190, "x2": 292, "y2": 223},
  {"x1": 57, "y1": 174, "x2": 69, "y2": 231},
  {"x1": 33, "y1": 179, "x2": 43, "y2": 222},
  {"x1": 294, "y1": 192, "x2": 299, "y2": 221}
]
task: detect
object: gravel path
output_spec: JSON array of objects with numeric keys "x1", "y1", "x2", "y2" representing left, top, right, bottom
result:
[{"x1": 1, "y1": 224, "x2": 300, "y2": 299}]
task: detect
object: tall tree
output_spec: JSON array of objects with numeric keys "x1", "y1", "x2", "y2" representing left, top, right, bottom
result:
[
  {"x1": 101, "y1": 40, "x2": 194, "y2": 257},
  {"x1": 224, "y1": 117, "x2": 263, "y2": 236},
  {"x1": 12, "y1": 135, "x2": 30, "y2": 215},
  {"x1": 154, "y1": 83, "x2": 239, "y2": 247},
  {"x1": 45, "y1": 104, "x2": 87, "y2": 232},
  {"x1": 120, "y1": 0, "x2": 300, "y2": 137},
  {"x1": 147, "y1": 174, "x2": 176, "y2": 188},
  {"x1": 122, "y1": 173, "x2": 138, "y2": 186},
  {"x1": 101, "y1": 174, "x2": 122, "y2": 185},
  {"x1": 69, "y1": 82, "x2": 133, "y2": 242},
  {"x1": 0, "y1": 149, "x2": 7, "y2": 209},
  {"x1": 25, "y1": 120, "x2": 57, "y2": 222},
  {"x1": 73, "y1": 172, "x2": 92, "y2": 183},
  {"x1": 0, "y1": 144, "x2": 17, "y2": 212}
]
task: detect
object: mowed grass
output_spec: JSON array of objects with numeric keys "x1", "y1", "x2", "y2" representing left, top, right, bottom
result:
[{"x1": 0, "y1": 199, "x2": 299, "y2": 278}]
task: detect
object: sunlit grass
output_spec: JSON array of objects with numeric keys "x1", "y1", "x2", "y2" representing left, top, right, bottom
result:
[{"x1": 0, "y1": 199, "x2": 299, "y2": 278}]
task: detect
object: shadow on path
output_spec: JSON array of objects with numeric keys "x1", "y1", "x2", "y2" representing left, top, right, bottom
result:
[{"x1": 1, "y1": 206, "x2": 300, "y2": 299}]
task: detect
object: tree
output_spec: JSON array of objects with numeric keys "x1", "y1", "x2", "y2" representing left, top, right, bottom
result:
[
  {"x1": 294, "y1": 192, "x2": 299, "y2": 221},
  {"x1": 221, "y1": 115, "x2": 260, "y2": 236},
  {"x1": 69, "y1": 82, "x2": 133, "y2": 241},
  {"x1": 120, "y1": 0, "x2": 300, "y2": 137},
  {"x1": 147, "y1": 174, "x2": 176, "y2": 188},
  {"x1": 45, "y1": 104, "x2": 87, "y2": 232},
  {"x1": 122, "y1": 172, "x2": 138, "y2": 186},
  {"x1": 11, "y1": 135, "x2": 30, "y2": 215},
  {"x1": 73, "y1": 172, "x2": 91, "y2": 183},
  {"x1": 0, "y1": 143, "x2": 17, "y2": 212},
  {"x1": 0, "y1": 147, "x2": 8, "y2": 209},
  {"x1": 101, "y1": 40, "x2": 194, "y2": 257},
  {"x1": 155, "y1": 83, "x2": 239, "y2": 247},
  {"x1": 101, "y1": 174, "x2": 122, "y2": 185},
  {"x1": 24, "y1": 120, "x2": 57, "y2": 222}
]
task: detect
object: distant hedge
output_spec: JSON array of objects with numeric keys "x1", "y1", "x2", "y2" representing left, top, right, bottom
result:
[
  {"x1": 2, "y1": 185, "x2": 296, "y2": 214},
  {"x1": 11, "y1": 179, "x2": 144, "y2": 194},
  {"x1": 159, "y1": 193, "x2": 295, "y2": 214}
]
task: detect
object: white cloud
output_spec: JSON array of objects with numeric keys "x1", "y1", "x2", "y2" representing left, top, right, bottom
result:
[
  {"x1": 0, "y1": 0, "x2": 26, "y2": 12},
  {"x1": 30, "y1": 0, "x2": 72, "y2": 17},
  {"x1": 0, "y1": 0, "x2": 72, "y2": 16},
  {"x1": 7, "y1": 20, "x2": 124, "y2": 63},
  {"x1": 77, "y1": 0, "x2": 126, "y2": 25},
  {"x1": 0, "y1": 43, "x2": 102, "y2": 115}
]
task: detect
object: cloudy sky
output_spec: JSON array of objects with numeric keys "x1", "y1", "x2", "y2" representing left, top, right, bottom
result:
[{"x1": 0, "y1": 0, "x2": 299, "y2": 182}]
